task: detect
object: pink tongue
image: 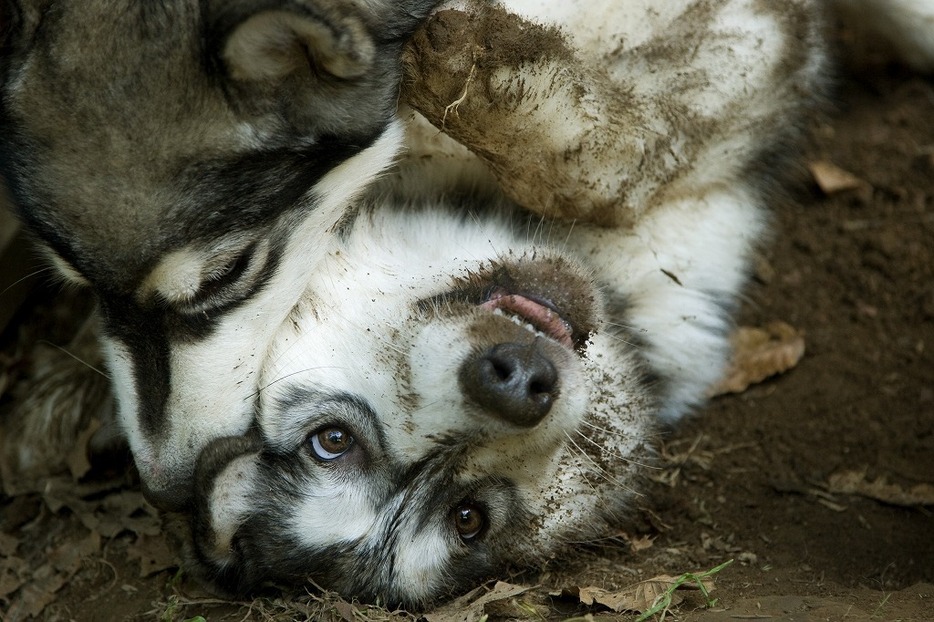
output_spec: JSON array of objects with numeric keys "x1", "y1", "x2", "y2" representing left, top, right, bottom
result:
[{"x1": 481, "y1": 292, "x2": 573, "y2": 348}]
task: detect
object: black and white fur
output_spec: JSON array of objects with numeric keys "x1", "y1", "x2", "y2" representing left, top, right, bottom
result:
[
  {"x1": 0, "y1": 0, "x2": 444, "y2": 507},
  {"x1": 186, "y1": 0, "x2": 934, "y2": 607},
  {"x1": 1, "y1": 0, "x2": 933, "y2": 608}
]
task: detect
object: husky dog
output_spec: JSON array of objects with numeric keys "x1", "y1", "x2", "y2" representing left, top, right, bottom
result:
[
  {"x1": 3, "y1": 0, "x2": 934, "y2": 609},
  {"x1": 0, "y1": 0, "x2": 443, "y2": 507},
  {"x1": 185, "y1": 0, "x2": 841, "y2": 605}
]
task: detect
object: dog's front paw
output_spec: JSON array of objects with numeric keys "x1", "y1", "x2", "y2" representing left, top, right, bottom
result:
[{"x1": 402, "y1": 6, "x2": 638, "y2": 227}]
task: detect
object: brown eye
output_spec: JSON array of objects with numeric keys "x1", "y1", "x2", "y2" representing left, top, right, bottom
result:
[
  {"x1": 453, "y1": 502, "x2": 486, "y2": 540},
  {"x1": 309, "y1": 427, "x2": 354, "y2": 461}
]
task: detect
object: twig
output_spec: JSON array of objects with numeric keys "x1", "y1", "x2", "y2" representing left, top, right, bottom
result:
[{"x1": 442, "y1": 63, "x2": 477, "y2": 129}]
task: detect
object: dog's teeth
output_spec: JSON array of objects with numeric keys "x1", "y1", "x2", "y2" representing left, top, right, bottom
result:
[{"x1": 492, "y1": 307, "x2": 548, "y2": 338}]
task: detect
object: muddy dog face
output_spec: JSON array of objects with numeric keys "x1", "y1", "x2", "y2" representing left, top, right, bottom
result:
[
  {"x1": 0, "y1": 0, "x2": 441, "y2": 507},
  {"x1": 191, "y1": 206, "x2": 658, "y2": 605}
]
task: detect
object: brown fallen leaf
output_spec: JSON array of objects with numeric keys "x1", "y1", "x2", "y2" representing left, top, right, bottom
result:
[
  {"x1": 5, "y1": 563, "x2": 69, "y2": 619},
  {"x1": 555, "y1": 560, "x2": 731, "y2": 615},
  {"x1": 333, "y1": 599, "x2": 356, "y2": 622},
  {"x1": 808, "y1": 160, "x2": 870, "y2": 194},
  {"x1": 126, "y1": 534, "x2": 178, "y2": 578},
  {"x1": 42, "y1": 480, "x2": 161, "y2": 538},
  {"x1": 0, "y1": 532, "x2": 18, "y2": 558},
  {"x1": 709, "y1": 321, "x2": 805, "y2": 396},
  {"x1": 423, "y1": 581, "x2": 535, "y2": 622},
  {"x1": 0, "y1": 556, "x2": 28, "y2": 600},
  {"x1": 97, "y1": 490, "x2": 162, "y2": 537},
  {"x1": 623, "y1": 533, "x2": 656, "y2": 553},
  {"x1": 826, "y1": 470, "x2": 934, "y2": 507},
  {"x1": 47, "y1": 530, "x2": 101, "y2": 576},
  {"x1": 572, "y1": 576, "x2": 695, "y2": 614}
]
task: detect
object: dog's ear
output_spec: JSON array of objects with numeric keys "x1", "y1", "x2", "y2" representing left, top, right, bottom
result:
[
  {"x1": 206, "y1": 1, "x2": 442, "y2": 136},
  {"x1": 190, "y1": 435, "x2": 261, "y2": 583},
  {"x1": 212, "y1": 1, "x2": 441, "y2": 85},
  {"x1": 221, "y1": 7, "x2": 374, "y2": 83}
]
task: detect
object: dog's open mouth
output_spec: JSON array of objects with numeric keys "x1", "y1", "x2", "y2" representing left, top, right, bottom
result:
[
  {"x1": 420, "y1": 258, "x2": 599, "y2": 349},
  {"x1": 480, "y1": 287, "x2": 574, "y2": 349}
]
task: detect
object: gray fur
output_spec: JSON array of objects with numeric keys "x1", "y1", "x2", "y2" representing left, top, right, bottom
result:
[{"x1": 0, "y1": 0, "x2": 443, "y2": 506}]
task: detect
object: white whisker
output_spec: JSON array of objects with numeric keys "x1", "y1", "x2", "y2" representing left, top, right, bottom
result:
[
  {"x1": 251, "y1": 366, "x2": 349, "y2": 398},
  {"x1": 564, "y1": 432, "x2": 642, "y2": 497},
  {"x1": 37, "y1": 339, "x2": 111, "y2": 380},
  {"x1": 0, "y1": 265, "x2": 57, "y2": 297},
  {"x1": 573, "y1": 426, "x2": 657, "y2": 472}
]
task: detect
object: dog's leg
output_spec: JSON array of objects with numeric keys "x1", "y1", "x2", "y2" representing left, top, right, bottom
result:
[
  {"x1": 403, "y1": 5, "x2": 641, "y2": 226},
  {"x1": 404, "y1": 1, "x2": 826, "y2": 228},
  {"x1": 406, "y1": 0, "x2": 827, "y2": 422}
]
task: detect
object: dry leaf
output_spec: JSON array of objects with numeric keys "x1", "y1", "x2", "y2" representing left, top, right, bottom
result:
[
  {"x1": 126, "y1": 534, "x2": 178, "y2": 578},
  {"x1": 424, "y1": 581, "x2": 534, "y2": 622},
  {"x1": 1, "y1": 531, "x2": 103, "y2": 615},
  {"x1": 0, "y1": 532, "x2": 19, "y2": 558},
  {"x1": 625, "y1": 533, "x2": 656, "y2": 553},
  {"x1": 48, "y1": 531, "x2": 101, "y2": 576},
  {"x1": 808, "y1": 160, "x2": 869, "y2": 194},
  {"x1": 0, "y1": 556, "x2": 28, "y2": 599},
  {"x1": 710, "y1": 321, "x2": 805, "y2": 396},
  {"x1": 569, "y1": 572, "x2": 717, "y2": 614},
  {"x1": 483, "y1": 591, "x2": 551, "y2": 619},
  {"x1": 577, "y1": 578, "x2": 677, "y2": 613},
  {"x1": 6, "y1": 564, "x2": 68, "y2": 619},
  {"x1": 333, "y1": 600, "x2": 356, "y2": 622},
  {"x1": 43, "y1": 481, "x2": 161, "y2": 538},
  {"x1": 97, "y1": 490, "x2": 162, "y2": 537},
  {"x1": 66, "y1": 417, "x2": 103, "y2": 480},
  {"x1": 826, "y1": 470, "x2": 934, "y2": 506}
]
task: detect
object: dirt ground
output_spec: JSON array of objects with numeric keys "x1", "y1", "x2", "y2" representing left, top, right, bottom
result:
[{"x1": 1, "y1": 56, "x2": 933, "y2": 622}]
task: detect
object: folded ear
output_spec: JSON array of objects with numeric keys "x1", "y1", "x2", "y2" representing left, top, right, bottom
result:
[
  {"x1": 206, "y1": 1, "x2": 444, "y2": 138},
  {"x1": 190, "y1": 435, "x2": 260, "y2": 576},
  {"x1": 214, "y1": 0, "x2": 443, "y2": 85},
  {"x1": 222, "y1": 8, "x2": 374, "y2": 82}
]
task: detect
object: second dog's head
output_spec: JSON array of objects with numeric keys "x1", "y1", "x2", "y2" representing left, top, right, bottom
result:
[
  {"x1": 0, "y1": 0, "x2": 442, "y2": 507},
  {"x1": 190, "y1": 205, "x2": 659, "y2": 606}
]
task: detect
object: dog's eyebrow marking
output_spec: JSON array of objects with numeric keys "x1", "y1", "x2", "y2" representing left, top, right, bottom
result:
[
  {"x1": 274, "y1": 388, "x2": 389, "y2": 456},
  {"x1": 169, "y1": 132, "x2": 381, "y2": 245}
]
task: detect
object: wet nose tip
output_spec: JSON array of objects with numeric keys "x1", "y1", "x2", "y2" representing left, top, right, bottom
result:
[{"x1": 459, "y1": 341, "x2": 560, "y2": 427}]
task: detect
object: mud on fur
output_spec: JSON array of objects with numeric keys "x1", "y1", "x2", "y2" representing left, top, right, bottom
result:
[{"x1": 2, "y1": 0, "x2": 934, "y2": 610}]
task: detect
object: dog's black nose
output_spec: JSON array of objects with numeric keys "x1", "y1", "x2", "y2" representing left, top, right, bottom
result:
[{"x1": 459, "y1": 341, "x2": 559, "y2": 427}]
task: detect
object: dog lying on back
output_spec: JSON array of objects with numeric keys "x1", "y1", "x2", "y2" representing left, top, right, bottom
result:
[
  {"x1": 187, "y1": 0, "x2": 829, "y2": 605},
  {"x1": 186, "y1": 0, "x2": 934, "y2": 605},
  {"x1": 3, "y1": 0, "x2": 934, "y2": 609}
]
